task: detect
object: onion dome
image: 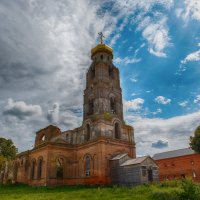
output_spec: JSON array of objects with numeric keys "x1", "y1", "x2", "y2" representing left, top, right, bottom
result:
[{"x1": 91, "y1": 44, "x2": 113, "y2": 58}]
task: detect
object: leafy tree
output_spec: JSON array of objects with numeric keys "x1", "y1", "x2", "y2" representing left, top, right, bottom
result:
[
  {"x1": 0, "y1": 137, "x2": 18, "y2": 160},
  {"x1": 190, "y1": 126, "x2": 200, "y2": 153},
  {"x1": 0, "y1": 155, "x2": 7, "y2": 170}
]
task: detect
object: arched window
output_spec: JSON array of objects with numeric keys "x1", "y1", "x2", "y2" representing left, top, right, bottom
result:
[
  {"x1": 85, "y1": 156, "x2": 90, "y2": 177},
  {"x1": 37, "y1": 158, "x2": 43, "y2": 179},
  {"x1": 101, "y1": 54, "x2": 103, "y2": 60},
  {"x1": 109, "y1": 66, "x2": 114, "y2": 78},
  {"x1": 56, "y1": 158, "x2": 64, "y2": 179},
  {"x1": 114, "y1": 123, "x2": 120, "y2": 139},
  {"x1": 110, "y1": 98, "x2": 116, "y2": 114},
  {"x1": 89, "y1": 99, "x2": 94, "y2": 115},
  {"x1": 41, "y1": 135, "x2": 45, "y2": 141},
  {"x1": 31, "y1": 160, "x2": 36, "y2": 179},
  {"x1": 91, "y1": 67, "x2": 95, "y2": 78},
  {"x1": 85, "y1": 124, "x2": 90, "y2": 141}
]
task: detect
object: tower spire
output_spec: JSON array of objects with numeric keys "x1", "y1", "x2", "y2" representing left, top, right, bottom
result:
[{"x1": 98, "y1": 32, "x2": 105, "y2": 44}]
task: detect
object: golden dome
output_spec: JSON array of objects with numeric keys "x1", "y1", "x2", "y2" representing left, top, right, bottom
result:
[{"x1": 91, "y1": 44, "x2": 113, "y2": 58}]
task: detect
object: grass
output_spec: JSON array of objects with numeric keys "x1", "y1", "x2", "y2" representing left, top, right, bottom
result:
[{"x1": 0, "y1": 179, "x2": 199, "y2": 200}]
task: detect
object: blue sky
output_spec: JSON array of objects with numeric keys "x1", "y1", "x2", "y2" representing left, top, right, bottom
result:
[{"x1": 0, "y1": 0, "x2": 200, "y2": 156}]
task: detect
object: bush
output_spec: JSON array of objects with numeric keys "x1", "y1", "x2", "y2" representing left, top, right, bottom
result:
[{"x1": 179, "y1": 178, "x2": 200, "y2": 200}]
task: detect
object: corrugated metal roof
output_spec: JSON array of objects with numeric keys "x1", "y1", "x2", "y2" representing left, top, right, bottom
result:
[
  {"x1": 110, "y1": 153, "x2": 128, "y2": 160},
  {"x1": 120, "y1": 156, "x2": 148, "y2": 166},
  {"x1": 153, "y1": 147, "x2": 195, "y2": 160}
]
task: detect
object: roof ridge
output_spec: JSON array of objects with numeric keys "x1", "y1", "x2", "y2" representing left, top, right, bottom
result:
[{"x1": 153, "y1": 147, "x2": 191, "y2": 155}]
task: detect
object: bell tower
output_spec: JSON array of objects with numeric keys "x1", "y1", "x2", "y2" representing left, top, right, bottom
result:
[{"x1": 83, "y1": 33, "x2": 123, "y2": 122}]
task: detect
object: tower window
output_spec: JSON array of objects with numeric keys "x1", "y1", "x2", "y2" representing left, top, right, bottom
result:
[
  {"x1": 101, "y1": 55, "x2": 103, "y2": 60},
  {"x1": 89, "y1": 99, "x2": 94, "y2": 115},
  {"x1": 85, "y1": 124, "x2": 90, "y2": 141},
  {"x1": 109, "y1": 66, "x2": 114, "y2": 78},
  {"x1": 91, "y1": 67, "x2": 95, "y2": 78},
  {"x1": 110, "y1": 98, "x2": 116, "y2": 114},
  {"x1": 85, "y1": 156, "x2": 90, "y2": 177},
  {"x1": 114, "y1": 123, "x2": 120, "y2": 139}
]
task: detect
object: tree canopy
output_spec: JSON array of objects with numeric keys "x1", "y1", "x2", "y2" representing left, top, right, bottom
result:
[
  {"x1": 0, "y1": 137, "x2": 18, "y2": 160},
  {"x1": 190, "y1": 126, "x2": 200, "y2": 153}
]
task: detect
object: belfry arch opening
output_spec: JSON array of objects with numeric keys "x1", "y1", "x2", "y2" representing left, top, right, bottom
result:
[
  {"x1": 114, "y1": 123, "x2": 120, "y2": 139},
  {"x1": 85, "y1": 124, "x2": 90, "y2": 141},
  {"x1": 91, "y1": 66, "x2": 95, "y2": 79},
  {"x1": 109, "y1": 66, "x2": 114, "y2": 78},
  {"x1": 110, "y1": 98, "x2": 116, "y2": 114},
  {"x1": 88, "y1": 99, "x2": 94, "y2": 115}
]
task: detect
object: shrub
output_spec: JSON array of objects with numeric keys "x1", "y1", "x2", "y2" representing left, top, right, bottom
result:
[
  {"x1": 179, "y1": 178, "x2": 200, "y2": 200},
  {"x1": 104, "y1": 112, "x2": 112, "y2": 121}
]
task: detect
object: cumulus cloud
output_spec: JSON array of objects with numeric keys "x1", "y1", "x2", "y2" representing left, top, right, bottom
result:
[
  {"x1": 179, "y1": 101, "x2": 188, "y2": 107},
  {"x1": 124, "y1": 98, "x2": 144, "y2": 111},
  {"x1": 3, "y1": 98, "x2": 42, "y2": 120},
  {"x1": 47, "y1": 102, "x2": 81, "y2": 129},
  {"x1": 47, "y1": 103, "x2": 59, "y2": 124},
  {"x1": 152, "y1": 108, "x2": 162, "y2": 115},
  {"x1": 125, "y1": 110, "x2": 200, "y2": 156},
  {"x1": 194, "y1": 95, "x2": 200, "y2": 103},
  {"x1": 0, "y1": 0, "x2": 112, "y2": 152},
  {"x1": 136, "y1": 15, "x2": 171, "y2": 57},
  {"x1": 152, "y1": 140, "x2": 168, "y2": 149},
  {"x1": 155, "y1": 96, "x2": 171, "y2": 105},
  {"x1": 176, "y1": 0, "x2": 200, "y2": 22},
  {"x1": 181, "y1": 50, "x2": 200, "y2": 64}
]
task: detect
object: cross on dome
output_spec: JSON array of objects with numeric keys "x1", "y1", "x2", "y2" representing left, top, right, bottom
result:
[{"x1": 98, "y1": 32, "x2": 105, "y2": 44}]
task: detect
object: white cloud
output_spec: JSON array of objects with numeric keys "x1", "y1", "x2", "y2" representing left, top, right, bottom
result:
[
  {"x1": 47, "y1": 103, "x2": 59, "y2": 124},
  {"x1": 155, "y1": 96, "x2": 171, "y2": 105},
  {"x1": 125, "y1": 110, "x2": 200, "y2": 156},
  {"x1": 3, "y1": 98, "x2": 42, "y2": 119},
  {"x1": 109, "y1": 33, "x2": 121, "y2": 46},
  {"x1": 181, "y1": 49, "x2": 200, "y2": 64},
  {"x1": 152, "y1": 108, "x2": 162, "y2": 115},
  {"x1": 114, "y1": 56, "x2": 141, "y2": 65},
  {"x1": 179, "y1": 101, "x2": 188, "y2": 107},
  {"x1": 124, "y1": 98, "x2": 144, "y2": 111},
  {"x1": 176, "y1": 0, "x2": 200, "y2": 22},
  {"x1": 130, "y1": 75, "x2": 138, "y2": 83},
  {"x1": 137, "y1": 15, "x2": 171, "y2": 57},
  {"x1": 194, "y1": 95, "x2": 200, "y2": 103}
]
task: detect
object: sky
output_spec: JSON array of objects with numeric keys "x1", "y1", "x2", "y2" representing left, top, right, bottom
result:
[{"x1": 0, "y1": 0, "x2": 200, "y2": 156}]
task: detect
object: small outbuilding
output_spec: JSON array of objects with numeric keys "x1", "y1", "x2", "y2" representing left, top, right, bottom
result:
[{"x1": 110, "y1": 153, "x2": 159, "y2": 186}]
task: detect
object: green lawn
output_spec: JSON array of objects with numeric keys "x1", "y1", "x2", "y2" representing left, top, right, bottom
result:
[{"x1": 0, "y1": 179, "x2": 199, "y2": 200}]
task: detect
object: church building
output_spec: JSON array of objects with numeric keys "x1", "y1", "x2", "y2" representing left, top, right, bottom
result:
[{"x1": 8, "y1": 35, "x2": 158, "y2": 186}]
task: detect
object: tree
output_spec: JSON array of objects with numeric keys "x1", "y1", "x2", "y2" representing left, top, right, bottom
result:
[
  {"x1": 190, "y1": 126, "x2": 200, "y2": 153},
  {"x1": 0, "y1": 137, "x2": 18, "y2": 160}
]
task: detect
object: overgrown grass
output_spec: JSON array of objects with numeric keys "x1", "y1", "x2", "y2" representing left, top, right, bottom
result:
[{"x1": 0, "y1": 179, "x2": 200, "y2": 200}]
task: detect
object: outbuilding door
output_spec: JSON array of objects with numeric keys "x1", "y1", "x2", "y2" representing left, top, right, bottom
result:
[{"x1": 148, "y1": 169, "x2": 153, "y2": 182}]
